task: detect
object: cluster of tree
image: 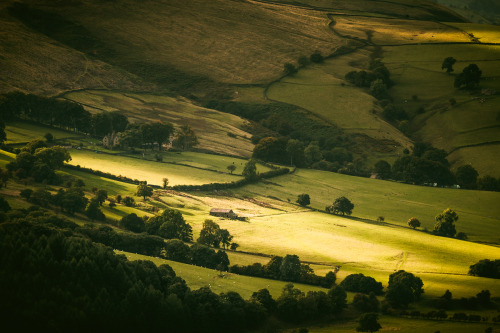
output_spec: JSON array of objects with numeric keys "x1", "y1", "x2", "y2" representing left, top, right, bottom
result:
[
  {"x1": 399, "y1": 309, "x2": 448, "y2": 320},
  {"x1": 283, "y1": 51, "x2": 325, "y2": 75},
  {"x1": 345, "y1": 60, "x2": 392, "y2": 89},
  {"x1": 145, "y1": 208, "x2": 193, "y2": 242},
  {"x1": 203, "y1": 101, "x2": 355, "y2": 169},
  {"x1": 385, "y1": 270, "x2": 424, "y2": 308},
  {"x1": 441, "y1": 57, "x2": 482, "y2": 89},
  {"x1": 296, "y1": 193, "x2": 310, "y2": 206},
  {"x1": 162, "y1": 239, "x2": 230, "y2": 271},
  {"x1": 339, "y1": 273, "x2": 384, "y2": 295},
  {"x1": 0, "y1": 216, "x2": 266, "y2": 332},
  {"x1": 272, "y1": 283, "x2": 347, "y2": 324},
  {"x1": 325, "y1": 196, "x2": 354, "y2": 216},
  {"x1": 386, "y1": 142, "x2": 455, "y2": 186},
  {"x1": 197, "y1": 219, "x2": 234, "y2": 249},
  {"x1": 118, "y1": 122, "x2": 178, "y2": 151},
  {"x1": 434, "y1": 288, "x2": 493, "y2": 311},
  {"x1": 230, "y1": 254, "x2": 337, "y2": 288},
  {"x1": 6, "y1": 139, "x2": 71, "y2": 184},
  {"x1": 433, "y1": 208, "x2": 467, "y2": 239},
  {"x1": 468, "y1": 259, "x2": 500, "y2": 279}
]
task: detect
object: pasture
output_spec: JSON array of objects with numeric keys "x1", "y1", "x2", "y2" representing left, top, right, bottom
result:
[
  {"x1": 62, "y1": 90, "x2": 255, "y2": 157},
  {"x1": 116, "y1": 251, "x2": 326, "y2": 299},
  {"x1": 67, "y1": 149, "x2": 243, "y2": 186},
  {"x1": 4, "y1": 121, "x2": 81, "y2": 144},
  {"x1": 383, "y1": 43, "x2": 500, "y2": 176}
]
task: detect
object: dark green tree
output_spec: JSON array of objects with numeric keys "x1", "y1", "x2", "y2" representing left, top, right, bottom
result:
[
  {"x1": 283, "y1": 63, "x2": 298, "y2": 75},
  {"x1": 327, "y1": 196, "x2": 354, "y2": 216},
  {"x1": 197, "y1": 219, "x2": 222, "y2": 248},
  {"x1": 136, "y1": 183, "x2": 153, "y2": 200},
  {"x1": 353, "y1": 293, "x2": 380, "y2": 313},
  {"x1": 0, "y1": 197, "x2": 10, "y2": 212},
  {"x1": 120, "y1": 213, "x2": 145, "y2": 233},
  {"x1": 85, "y1": 199, "x2": 106, "y2": 222},
  {"x1": 454, "y1": 64, "x2": 482, "y2": 89},
  {"x1": 172, "y1": 124, "x2": 199, "y2": 151},
  {"x1": 310, "y1": 51, "x2": 324, "y2": 63},
  {"x1": 280, "y1": 254, "x2": 302, "y2": 282},
  {"x1": 226, "y1": 164, "x2": 236, "y2": 174},
  {"x1": 147, "y1": 208, "x2": 193, "y2": 242},
  {"x1": 369, "y1": 79, "x2": 389, "y2": 100},
  {"x1": 242, "y1": 160, "x2": 258, "y2": 181},
  {"x1": 385, "y1": 270, "x2": 423, "y2": 308},
  {"x1": 328, "y1": 285, "x2": 348, "y2": 313},
  {"x1": 286, "y1": 139, "x2": 305, "y2": 167},
  {"x1": 433, "y1": 208, "x2": 458, "y2": 237},
  {"x1": 374, "y1": 160, "x2": 391, "y2": 179},
  {"x1": 407, "y1": 217, "x2": 421, "y2": 229},
  {"x1": 95, "y1": 189, "x2": 108, "y2": 206},
  {"x1": 441, "y1": 57, "x2": 457, "y2": 73},
  {"x1": 357, "y1": 313, "x2": 381, "y2": 333},
  {"x1": 163, "y1": 239, "x2": 191, "y2": 263},
  {"x1": 296, "y1": 194, "x2": 310, "y2": 207},
  {"x1": 455, "y1": 165, "x2": 478, "y2": 189}
]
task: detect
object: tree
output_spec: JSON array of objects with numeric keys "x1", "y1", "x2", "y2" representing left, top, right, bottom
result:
[
  {"x1": 454, "y1": 64, "x2": 482, "y2": 89},
  {"x1": 280, "y1": 255, "x2": 302, "y2": 282},
  {"x1": 328, "y1": 196, "x2": 354, "y2": 216},
  {"x1": 386, "y1": 270, "x2": 423, "y2": 308},
  {"x1": 455, "y1": 165, "x2": 478, "y2": 189},
  {"x1": 298, "y1": 55, "x2": 309, "y2": 67},
  {"x1": 357, "y1": 313, "x2": 381, "y2": 333},
  {"x1": 44, "y1": 132, "x2": 54, "y2": 142},
  {"x1": 369, "y1": 79, "x2": 389, "y2": 100},
  {"x1": 328, "y1": 285, "x2": 347, "y2": 313},
  {"x1": 33, "y1": 146, "x2": 71, "y2": 170},
  {"x1": 374, "y1": 160, "x2": 391, "y2": 179},
  {"x1": 162, "y1": 178, "x2": 169, "y2": 189},
  {"x1": 163, "y1": 239, "x2": 191, "y2": 263},
  {"x1": 218, "y1": 229, "x2": 233, "y2": 249},
  {"x1": 339, "y1": 273, "x2": 383, "y2": 295},
  {"x1": 296, "y1": 194, "x2": 310, "y2": 207},
  {"x1": 407, "y1": 217, "x2": 421, "y2": 229},
  {"x1": 85, "y1": 199, "x2": 106, "y2": 222},
  {"x1": 310, "y1": 51, "x2": 324, "y2": 63},
  {"x1": 286, "y1": 139, "x2": 305, "y2": 167},
  {"x1": 441, "y1": 57, "x2": 457, "y2": 73},
  {"x1": 226, "y1": 164, "x2": 236, "y2": 174},
  {"x1": 197, "y1": 219, "x2": 222, "y2": 248},
  {"x1": 0, "y1": 197, "x2": 11, "y2": 212},
  {"x1": 304, "y1": 141, "x2": 322, "y2": 165},
  {"x1": 122, "y1": 196, "x2": 135, "y2": 207},
  {"x1": 434, "y1": 208, "x2": 458, "y2": 237},
  {"x1": 242, "y1": 160, "x2": 258, "y2": 182},
  {"x1": 283, "y1": 63, "x2": 297, "y2": 75},
  {"x1": 120, "y1": 213, "x2": 145, "y2": 233},
  {"x1": 141, "y1": 122, "x2": 175, "y2": 150},
  {"x1": 0, "y1": 168, "x2": 9, "y2": 188},
  {"x1": 353, "y1": 293, "x2": 380, "y2": 313},
  {"x1": 147, "y1": 208, "x2": 193, "y2": 242},
  {"x1": 136, "y1": 183, "x2": 153, "y2": 200},
  {"x1": 0, "y1": 120, "x2": 6, "y2": 143},
  {"x1": 95, "y1": 189, "x2": 108, "y2": 206},
  {"x1": 173, "y1": 125, "x2": 198, "y2": 151}
]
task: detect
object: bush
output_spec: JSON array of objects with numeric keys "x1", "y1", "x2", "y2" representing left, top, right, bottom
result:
[{"x1": 339, "y1": 273, "x2": 383, "y2": 295}]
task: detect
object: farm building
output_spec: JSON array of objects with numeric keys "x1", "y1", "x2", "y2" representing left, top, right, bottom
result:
[{"x1": 209, "y1": 208, "x2": 238, "y2": 219}]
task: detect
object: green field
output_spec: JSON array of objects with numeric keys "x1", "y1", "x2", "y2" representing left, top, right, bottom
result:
[
  {"x1": 116, "y1": 251, "x2": 326, "y2": 299},
  {"x1": 4, "y1": 121, "x2": 82, "y2": 144},
  {"x1": 67, "y1": 149, "x2": 245, "y2": 186},
  {"x1": 383, "y1": 43, "x2": 500, "y2": 176}
]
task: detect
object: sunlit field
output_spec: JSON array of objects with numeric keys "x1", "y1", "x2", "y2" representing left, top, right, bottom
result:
[
  {"x1": 68, "y1": 149, "x2": 244, "y2": 186},
  {"x1": 4, "y1": 121, "x2": 82, "y2": 144}
]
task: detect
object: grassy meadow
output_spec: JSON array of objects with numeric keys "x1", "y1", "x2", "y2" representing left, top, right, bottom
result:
[
  {"x1": 4, "y1": 121, "x2": 82, "y2": 144},
  {"x1": 67, "y1": 149, "x2": 244, "y2": 186},
  {"x1": 62, "y1": 90, "x2": 255, "y2": 157},
  {"x1": 383, "y1": 43, "x2": 500, "y2": 176}
]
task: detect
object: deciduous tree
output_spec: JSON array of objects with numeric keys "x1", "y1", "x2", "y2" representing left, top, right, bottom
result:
[{"x1": 434, "y1": 208, "x2": 458, "y2": 237}]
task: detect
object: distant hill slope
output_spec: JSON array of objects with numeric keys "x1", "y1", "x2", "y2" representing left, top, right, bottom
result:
[{"x1": 432, "y1": 0, "x2": 500, "y2": 24}]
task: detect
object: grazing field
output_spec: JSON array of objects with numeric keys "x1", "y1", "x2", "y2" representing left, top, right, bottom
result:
[
  {"x1": 266, "y1": 58, "x2": 412, "y2": 163},
  {"x1": 62, "y1": 90, "x2": 255, "y2": 157},
  {"x1": 4, "y1": 121, "x2": 82, "y2": 144},
  {"x1": 383, "y1": 43, "x2": 500, "y2": 175},
  {"x1": 447, "y1": 22, "x2": 500, "y2": 43},
  {"x1": 116, "y1": 251, "x2": 326, "y2": 299},
  {"x1": 237, "y1": 169, "x2": 500, "y2": 243},
  {"x1": 67, "y1": 149, "x2": 243, "y2": 186}
]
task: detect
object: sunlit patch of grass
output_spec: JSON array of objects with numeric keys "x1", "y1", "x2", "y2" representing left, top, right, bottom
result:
[
  {"x1": 68, "y1": 149, "x2": 243, "y2": 186},
  {"x1": 447, "y1": 23, "x2": 500, "y2": 44}
]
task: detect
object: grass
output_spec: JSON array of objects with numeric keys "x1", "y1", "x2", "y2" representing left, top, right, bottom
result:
[
  {"x1": 68, "y1": 149, "x2": 244, "y2": 186},
  {"x1": 4, "y1": 121, "x2": 82, "y2": 144},
  {"x1": 62, "y1": 90, "x2": 255, "y2": 158},
  {"x1": 383, "y1": 43, "x2": 500, "y2": 176},
  {"x1": 116, "y1": 250, "x2": 326, "y2": 299},
  {"x1": 448, "y1": 23, "x2": 500, "y2": 43}
]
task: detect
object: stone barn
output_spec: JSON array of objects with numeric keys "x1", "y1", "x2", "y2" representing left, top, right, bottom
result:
[{"x1": 209, "y1": 208, "x2": 238, "y2": 219}]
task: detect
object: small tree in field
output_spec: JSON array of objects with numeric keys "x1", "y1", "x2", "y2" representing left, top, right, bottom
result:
[
  {"x1": 227, "y1": 164, "x2": 236, "y2": 174},
  {"x1": 434, "y1": 208, "x2": 458, "y2": 237},
  {"x1": 162, "y1": 178, "x2": 169, "y2": 189},
  {"x1": 441, "y1": 57, "x2": 456, "y2": 73},
  {"x1": 407, "y1": 217, "x2": 421, "y2": 229},
  {"x1": 283, "y1": 63, "x2": 297, "y2": 75},
  {"x1": 296, "y1": 193, "x2": 310, "y2": 207},
  {"x1": 327, "y1": 196, "x2": 354, "y2": 216},
  {"x1": 136, "y1": 183, "x2": 153, "y2": 200},
  {"x1": 357, "y1": 313, "x2": 381, "y2": 333}
]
